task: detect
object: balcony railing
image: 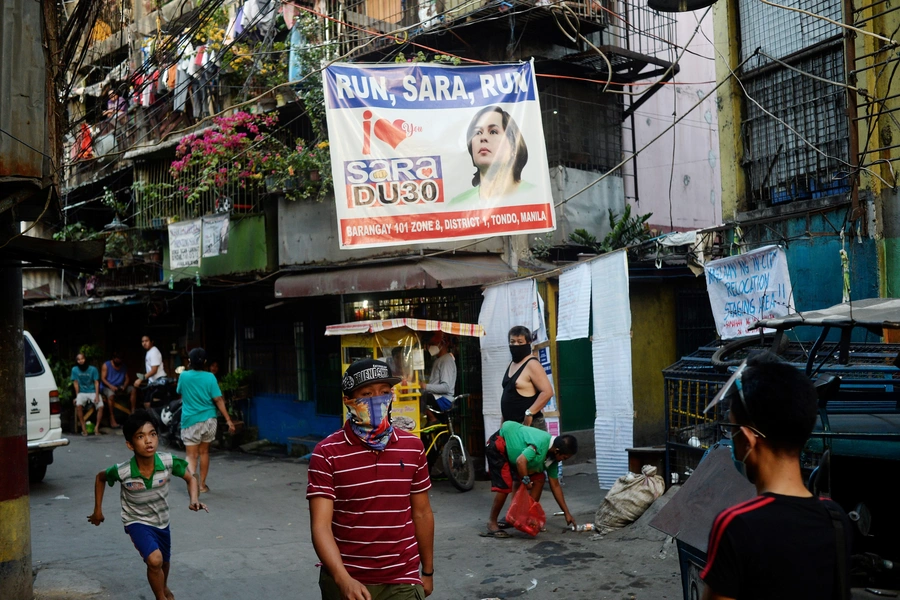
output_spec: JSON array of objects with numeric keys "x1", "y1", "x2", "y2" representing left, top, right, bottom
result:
[
  {"x1": 93, "y1": 261, "x2": 163, "y2": 291},
  {"x1": 133, "y1": 158, "x2": 266, "y2": 230},
  {"x1": 325, "y1": 0, "x2": 676, "y2": 65}
]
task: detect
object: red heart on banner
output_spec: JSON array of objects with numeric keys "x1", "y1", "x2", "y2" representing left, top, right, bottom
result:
[
  {"x1": 374, "y1": 119, "x2": 408, "y2": 149},
  {"x1": 420, "y1": 167, "x2": 433, "y2": 177}
]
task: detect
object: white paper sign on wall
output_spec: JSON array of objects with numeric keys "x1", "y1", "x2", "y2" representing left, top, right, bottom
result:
[{"x1": 704, "y1": 245, "x2": 794, "y2": 339}]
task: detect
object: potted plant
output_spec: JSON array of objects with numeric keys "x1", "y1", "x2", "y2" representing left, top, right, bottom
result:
[
  {"x1": 103, "y1": 232, "x2": 130, "y2": 268},
  {"x1": 220, "y1": 367, "x2": 253, "y2": 400},
  {"x1": 53, "y1": 222, "x2": 100, "y2": 243},
  {"x1": 270, "y1": 140, "x2": 331, "y2": 202},
  {"x1": 47, "y1": 355, "x2": 75, "y2": 433}
]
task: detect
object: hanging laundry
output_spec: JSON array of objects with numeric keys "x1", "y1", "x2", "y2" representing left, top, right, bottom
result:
[
  {"x1": 166, "y1": 65, "x2": 177, "y2": 91},
  {"x1": 132, "y1": 74, "x2": 143, "y2": 105},
  {"x1": 242, "y1": 0, "x2": 278, "y2": 33},
  {"x1": 141, "y1": 72, "x2": 156, "y2": 107},
  {"x1": 288, "y1": 25, "x2": 307, "y2": 84},
  {"x1": 283, "y1": 2, "x2": 297, "y2": 28},
  {"x1": 75, "y1": 122, "x2": 93, "y2": 161},
  {"x1": 233, "y1": 6, "x2": 245, "y2": 37},
  {"x1": 173, "y1": 68, "x2": 189, "y2": 112}
]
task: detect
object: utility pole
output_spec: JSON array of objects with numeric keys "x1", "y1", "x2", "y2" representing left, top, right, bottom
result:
[{"x1": 0, "y1": 214, "x2": 31, "y2": 599}]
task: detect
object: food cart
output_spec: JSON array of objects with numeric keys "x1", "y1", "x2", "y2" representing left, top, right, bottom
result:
[{"x1": 324, "y1": 318, "x2": 485, "y2": 436}]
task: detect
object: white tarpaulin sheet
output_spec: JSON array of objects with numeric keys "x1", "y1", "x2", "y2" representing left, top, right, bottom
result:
[
  {"x1": 478, "y1": 279, "x2": 546, "y2": 439},
  {"x1": 323, "y1": 61, "x2": 555, "y2": 249},
  {"x1": 591, "y1": 251, "x2": 633, "y2": 489},
  {"x1": 704, "y1": 245, "x2": 794, "y2": 339},
  {"x1": 168, "y1": 219, "x2": 201, "y2": 269},
  {"x1": 202, "y1": 213, "x2": 230, "y2": 258},
  {"x1": 556, "y1": 262, "x2": 592, "y2": 341}
]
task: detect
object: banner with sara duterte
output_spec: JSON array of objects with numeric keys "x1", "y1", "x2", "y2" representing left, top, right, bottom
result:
[{"x1": 323, "y1": 61, "x2": 556, "y2": 249}]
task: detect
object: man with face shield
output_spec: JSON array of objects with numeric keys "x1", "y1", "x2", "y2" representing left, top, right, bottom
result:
[
  {"x1": 307, "y1": 359, "x2": 435, "y2": 600},
  {"x1": 700, "y1": 352, "x2": 851, "y2": 600},
  {"x1": 501, "y1": 326, "x2": 553, "y2": 431}
]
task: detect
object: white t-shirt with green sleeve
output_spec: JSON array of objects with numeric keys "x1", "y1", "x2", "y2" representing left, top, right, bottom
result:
[{"x1": 105, "y1": 452, "x2": 188, "y2": 529}]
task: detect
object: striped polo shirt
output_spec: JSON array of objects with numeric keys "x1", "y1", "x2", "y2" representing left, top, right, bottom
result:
[
  {"x1": 105, "y1": 452, "x2": 188, "y2": 529},
  {"x1": 307, "y1": 422, "x2": 431, "y2": 586}
]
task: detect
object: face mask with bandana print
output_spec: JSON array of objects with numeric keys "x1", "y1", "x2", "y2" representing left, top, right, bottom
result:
[{"x1": 343, "y1": 392, "x2": 394, "y2": 451}]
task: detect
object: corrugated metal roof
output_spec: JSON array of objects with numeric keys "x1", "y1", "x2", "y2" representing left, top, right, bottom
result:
[
  {"x1": 0, "y1": 0, "x2": 50, "y2": 182},
  {"x1": 274, "y1": 255, "x2": 514, "y2": 298},
  {"x1": 24, "y1": 294, "x2": 140, "y2": 310}
]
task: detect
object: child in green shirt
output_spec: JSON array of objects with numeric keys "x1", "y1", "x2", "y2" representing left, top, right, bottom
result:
[{"x1": 88, "y1": 409, "x2": 207, "y2": 600}]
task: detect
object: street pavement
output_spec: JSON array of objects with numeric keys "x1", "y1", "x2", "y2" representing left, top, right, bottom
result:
[{"x1": 30, "y1": 431, "x2": 683, "y2": 600}]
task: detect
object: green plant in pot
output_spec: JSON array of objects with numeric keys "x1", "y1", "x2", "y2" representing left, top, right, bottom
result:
[
  {"x1": 47, "y1": 355, "x2": 76, "y2": 432},
  {"x1": 103, "y1": 232, "x2": 131, "y2": 268},
  {"x1": 220, "y1": 368, "x2": 253, "y2": 399}
]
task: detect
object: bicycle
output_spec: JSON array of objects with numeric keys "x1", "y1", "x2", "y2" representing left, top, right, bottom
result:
[{"x1": 412, "y1": 393, "x2": 475, "y2": 492}]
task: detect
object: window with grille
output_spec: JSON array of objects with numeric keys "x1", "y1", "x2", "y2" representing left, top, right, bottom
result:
[
  {"x1": 737, "y1": 0, "x2": 850, "y2": 209},
  {"x1": 241, "y1": 323, "x2": 304, "y2": 397},
  {"x1": 539, "y1": 79, "x2": 623, "y2": 173}
]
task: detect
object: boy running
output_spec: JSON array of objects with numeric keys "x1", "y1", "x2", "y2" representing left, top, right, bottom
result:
[{"x1": 88, "y1": 410, "x2": 207, "y2": 600}]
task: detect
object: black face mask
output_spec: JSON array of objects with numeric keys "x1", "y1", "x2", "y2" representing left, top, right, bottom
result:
[{"x1": 509, "y1": 344, "x2": 532, "y2": 362}]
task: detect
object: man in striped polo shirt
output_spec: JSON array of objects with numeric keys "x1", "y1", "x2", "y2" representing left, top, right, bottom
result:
[
  {"x1": 701, "y1": 353, "x2": 851, "y2": 600},
  {"x1": 308, "y1": 358, "x2": 435, "y2": 600}
]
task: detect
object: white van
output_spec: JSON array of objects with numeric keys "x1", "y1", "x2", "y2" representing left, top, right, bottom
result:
[{"x1": 24, "y1": 331, "x2": 68, "y2": 482}]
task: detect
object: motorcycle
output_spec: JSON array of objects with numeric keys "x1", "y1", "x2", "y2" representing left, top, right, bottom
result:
[{"x1": 142, "y1": 378, "x2": 184, "y2": 450}]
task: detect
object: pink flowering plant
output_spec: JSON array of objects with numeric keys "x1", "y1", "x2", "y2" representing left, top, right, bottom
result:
[
  {"x1": 170, "y1": 111, "x2": 281, "y2": 204},
  {"x1": 171, "y1": 110, "x2": 332, "y2": 204}
]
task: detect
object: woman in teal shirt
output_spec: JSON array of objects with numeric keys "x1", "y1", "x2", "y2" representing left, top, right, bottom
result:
[{"x1": 177, "y1": 348, "x2": 235, "y2": 492}]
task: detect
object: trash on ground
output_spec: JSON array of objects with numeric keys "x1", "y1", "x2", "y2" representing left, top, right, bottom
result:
[{"x1": 594, "y1": 465, "x2": 665, "y2": 533}]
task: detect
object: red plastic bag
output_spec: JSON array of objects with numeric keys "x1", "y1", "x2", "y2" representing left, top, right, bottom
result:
[{"x1": 504, "y1": 485, "x2": 546, "y2": 537}]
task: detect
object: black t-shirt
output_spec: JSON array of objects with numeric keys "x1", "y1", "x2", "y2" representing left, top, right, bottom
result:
[{"x1": 701, "y1": 493, "x2": 851, "y2": 600}]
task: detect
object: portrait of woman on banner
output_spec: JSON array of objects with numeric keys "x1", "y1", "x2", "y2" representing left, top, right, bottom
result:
[{"x1": 450, "y1": 105, "x2": 535, "y2": 204}]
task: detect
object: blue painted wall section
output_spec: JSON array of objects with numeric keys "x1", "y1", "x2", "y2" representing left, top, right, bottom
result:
[
  {"x1": 248, "y1": 393, "x2": 342, "y2": 444},
  {"x1": 742, "y1": 209, "x2": 879, "y2": 341},
  {"x1": 780, "y1": 214, "x2": 878, "y2": 311}
]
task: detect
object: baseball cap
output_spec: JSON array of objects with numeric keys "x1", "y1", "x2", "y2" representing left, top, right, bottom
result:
[
  {"x1": 341, "y1": 358, "x2": 401, "y2": 394},
  {"x1": 188, "y1": 347, "x2": 207, "y2": 368}
]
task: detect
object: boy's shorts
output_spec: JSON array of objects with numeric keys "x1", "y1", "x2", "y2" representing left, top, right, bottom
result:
[
  {"x1": 181, "y1": 417, "x2": 217, "y2": 445},
  {"x1": 485, "y1": 431, "x2": 513, "y2": 493},
  {"x1": 125, "y1": 523, "x2": 171, "y2": 563},
  {"x1": 485, "y1": 430, "x2": 545, "y2": 493},
  {"x1": 74, "y1": 392, "x2": 103, "y2": 408}
]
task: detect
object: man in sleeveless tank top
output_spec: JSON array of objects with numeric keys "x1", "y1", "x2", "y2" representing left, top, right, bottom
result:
[
  {"x1": 501, "y1": 326, "x2": 554, "y2": 432},
  {"x1": 101, "y1": 351, "x2": 134, "y2": 428}
]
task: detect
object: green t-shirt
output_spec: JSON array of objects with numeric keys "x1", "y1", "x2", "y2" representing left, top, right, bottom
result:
[
  {"x1": 176, "y1": 369, "x2": 223, "y2": 430},
  {"x1": 105, "y1": 452, "x2": 188, "y2": 528},
  {"x1": 500, "y1": 420, "x2": 560, "y2": 479},
  {"x1": 70, "y1": 365, "x2": 99, "y2": 393}
]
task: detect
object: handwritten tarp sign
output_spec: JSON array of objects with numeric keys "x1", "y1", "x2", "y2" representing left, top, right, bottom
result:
[
  {"x1": 323, "y1": 61, "x2": 555, "y2": 249},
  {"x1": 202, "y1": 214, "x2": 230, "y2": 258},
  {"x1": 168, "y1": 220, "x2": 201, "y2": 269},
  {"x1": 705, "y1": 245, "x2": 794, "y2": 339}
]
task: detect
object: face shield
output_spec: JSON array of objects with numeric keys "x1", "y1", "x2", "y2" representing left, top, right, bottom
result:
[{"x1": 704, "y1": 359, "x2": 749, "y2": 416}]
